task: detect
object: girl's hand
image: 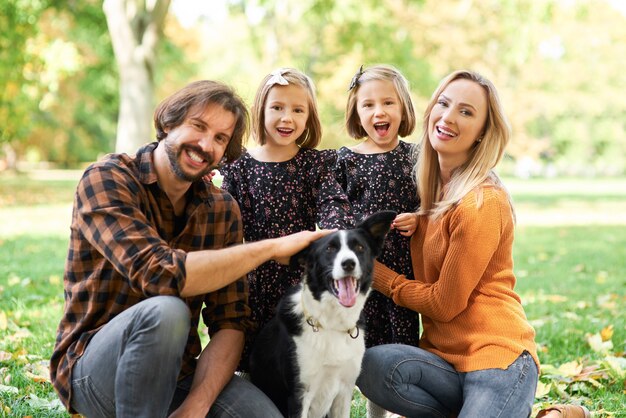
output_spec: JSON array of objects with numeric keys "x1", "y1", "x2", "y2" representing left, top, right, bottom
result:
[
  {"x1": 202, "y1": 170, "x2": 216, "y2": 183},
  {"x1": 392, "y1": 212, "x2": 418, "y2": 237}
]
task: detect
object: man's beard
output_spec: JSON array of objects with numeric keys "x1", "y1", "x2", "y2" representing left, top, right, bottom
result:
[{"x1": 165, "y1": 140, "x2": 215, "y2": 182}]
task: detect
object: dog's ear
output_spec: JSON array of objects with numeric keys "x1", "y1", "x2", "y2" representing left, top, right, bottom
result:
[
  {"x1": 290, "y1": 246, "x2": 310, "y2": 269},
  {"x1": 357, "y1": 210, "x2": 396, "y2": 256}
]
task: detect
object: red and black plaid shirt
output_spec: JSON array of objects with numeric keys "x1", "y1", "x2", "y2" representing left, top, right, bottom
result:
[{"x1": 50, "y1": 142, "x2": 250, "y2": 412}]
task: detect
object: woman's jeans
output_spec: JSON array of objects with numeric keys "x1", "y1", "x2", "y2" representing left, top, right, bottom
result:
[
  {"x1": 357, "y1": 344, "x2": 538, "y2": 418},
  {"x1": 70, "y1": 296, "x2": 282, "y2": 418}
]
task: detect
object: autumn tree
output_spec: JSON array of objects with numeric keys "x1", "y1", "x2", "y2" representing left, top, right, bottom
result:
[
  {"x1": 103, "y1": 0, "x2": 171, "y2": 153},
  {"x1": 0, "y1": 0, "x2": 48, "y2": 168}
]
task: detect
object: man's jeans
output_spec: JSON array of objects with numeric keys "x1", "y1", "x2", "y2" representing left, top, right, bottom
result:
[
  {"x1": 70, "y1": 296, "x2": 282, "y2": 418},
  {"x1": 357, "y1": 344, "x2": 538, "y2": 418}
]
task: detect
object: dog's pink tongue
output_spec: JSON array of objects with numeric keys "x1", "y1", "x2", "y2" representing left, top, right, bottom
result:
[{"x1": 337, "y1": 277, "x2": 357, "y2": 307}]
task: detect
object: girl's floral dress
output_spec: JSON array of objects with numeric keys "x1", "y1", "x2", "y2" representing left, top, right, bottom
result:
[
  {"x1": 221, "y1": 148, "x2": 354, "y2": 371},
  {"x1": 335, "y1": 140, "x2": 421, "y2": 348}
]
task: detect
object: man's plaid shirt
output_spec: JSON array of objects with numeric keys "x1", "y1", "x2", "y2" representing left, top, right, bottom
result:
[{"x1": 50, "y1": 142, "x2": 250, "y2": 412}]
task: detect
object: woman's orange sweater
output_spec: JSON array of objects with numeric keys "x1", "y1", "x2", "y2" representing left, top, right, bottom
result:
[{"x1": 375, "y1": 186, "x2": 539, "y2": 372}]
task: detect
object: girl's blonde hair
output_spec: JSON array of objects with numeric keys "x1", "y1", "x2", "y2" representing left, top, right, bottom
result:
[
  {"x1": 345, "y1": 64, "x2": 416, "y2": 139},
  {"x1": 414, "y1": 70, "x2": 513, "y2": 219},
  {"x1": 252, "y1": 68, "x2": 322, "y2": 148}
]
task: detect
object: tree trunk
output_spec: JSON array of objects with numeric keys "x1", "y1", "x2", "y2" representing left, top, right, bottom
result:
[{"x1": 103, "y1": 0, "x2": 171, "y2": 154}]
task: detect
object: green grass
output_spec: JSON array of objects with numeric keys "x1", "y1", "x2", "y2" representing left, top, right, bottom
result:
[
  {"x1": 1, "y1": 172, "x2": 625, "y2": 417},
  {"x1": 515, "y1": 226, "x2": 626, "y2": 412}
]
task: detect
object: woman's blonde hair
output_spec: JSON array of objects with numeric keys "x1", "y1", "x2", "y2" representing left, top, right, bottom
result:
[
  {"x1": 414, "y1": 70, "x2": 513, "y2": 219},
  {"x1": 345, "y1": 64, "x2": 416, "y2": 139},
  {"x1": 251, "y1": 68, "x2": 322, "y2": 148}
]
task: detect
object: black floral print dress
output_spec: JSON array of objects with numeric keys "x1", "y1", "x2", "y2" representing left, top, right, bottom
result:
[
  {"x1": 335, "y1": 140, "x2": 421, "y2": 348},
  {"x1": 220, "y1": 148, "x2": 354, "y2": 371}
]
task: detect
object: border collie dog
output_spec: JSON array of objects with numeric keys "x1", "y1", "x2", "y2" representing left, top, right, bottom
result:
[{"x1": 250, "y1": 211, "x2": 396, "y2": 418}]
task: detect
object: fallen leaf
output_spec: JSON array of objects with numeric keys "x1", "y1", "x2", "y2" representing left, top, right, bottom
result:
[
  {"x1": 557, "y1": 360, "x2": 583, "y2": 377},
  {"x1": 24, "y1": 371, "x2": 49, "y2": 383},
  {"x1": 563, "y1": 312, "x2": 581, "y2": 321},
  {"x1": 24, "y1": 394, "x2": 64, "y2": 411},
  {"x1": 575, "y1": 301, "x2": 591, "y2": 309},
  {"x1": 5, "y1": 328, "x2": 33, "y2": 343},
  {"x1": 545, "y1": 294, "x2": 568, "y2": 303},
  {"x1": 535, "y1": 380, "x2": 550, "y2": 398},
  {"x1": 595, "y1": 270, "x2": 608, "y2": 284},
  {"x1": 587, "y1": 332, "x2": 613, "y2": 354},
  {"x1": 48, "y1": 275, "x2": 61, "y2": 285},
  {"x1": 0, "y1": 311, "x2": 7, "y2": 331},
  {"x1": 539, "y1": 363, "x2": 559, "y2": 376},
  {"x1": 0, "y1": 384, "x2": 18, "y2": 394},
  {"x1": 600, "y1": 325, "x2": 614, "y2": 342},
  {"x1": 597, "y1": 294, "x2": 618, "y2": 310},
  {"x1": 603, "y1": 356, "x2": 626, "y2": 378},
  {"x1": 24, "y1": 361, "x2": 50, "y2": 383},
  {"x1": 7, "y1": 274, "x2": 20, "y2": 286}
]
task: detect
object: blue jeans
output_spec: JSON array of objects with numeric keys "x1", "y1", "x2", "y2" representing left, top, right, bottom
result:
[
  {"x1": 70, "y1": 296, "x2": 282, "y2": 418},
  {"x1": 357, "y1": 344, "x2": 538, "y2": 418}
]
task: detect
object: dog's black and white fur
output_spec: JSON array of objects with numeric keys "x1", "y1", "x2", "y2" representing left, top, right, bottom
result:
[{"x1": 249, "y1": 211, "x2": 396, "y2": 418}]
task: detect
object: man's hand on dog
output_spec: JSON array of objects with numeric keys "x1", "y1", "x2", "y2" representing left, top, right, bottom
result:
[{"x1": 272, "y1": 229, "x2": 337, "y2": 265}]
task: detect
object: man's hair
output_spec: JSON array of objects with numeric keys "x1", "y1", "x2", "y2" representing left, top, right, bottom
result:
[{"x1": 153, "y1": 80, "x2": 249, "y2": 163}]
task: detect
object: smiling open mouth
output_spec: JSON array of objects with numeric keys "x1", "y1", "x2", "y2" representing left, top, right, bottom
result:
[
  {"x1": 436, "y1": 126, "x2": 456, "y2": 138},
  {"x1": 330, "y1": 276, "x2": 359, "y2": 307},
  {"x1": 182, "y1": 145, "x2": 213, "y2": 166},
  {"x1": 187, "y1": 149, "x2": 205, "y2": 163},
  {"x1": 374, "y1": 122, "x2": 390, "y2": 136},
  {"x1": 277, "y1": 127, "x2": 294, "y2": 136}
]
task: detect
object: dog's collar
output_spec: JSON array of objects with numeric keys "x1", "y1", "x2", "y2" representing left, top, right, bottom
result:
[{"x1": 301, "y1": 302, "x2": 360, "y2": 339}]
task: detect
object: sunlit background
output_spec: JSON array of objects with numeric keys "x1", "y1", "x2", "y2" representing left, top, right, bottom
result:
[
  {"x1": 1, "y1": 0, "x2": 625, "y2": 177},
  {"x1": 1, "y1": 2, "x2": 625, "y2": 416}
]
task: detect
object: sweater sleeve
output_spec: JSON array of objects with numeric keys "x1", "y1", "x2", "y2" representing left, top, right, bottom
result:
[
  {"x1": 373, "y1": 260, "x2": 402, "y2": 296},
  {"x1": 376, "y1": 190, "x2": 506, "y2": 322}
]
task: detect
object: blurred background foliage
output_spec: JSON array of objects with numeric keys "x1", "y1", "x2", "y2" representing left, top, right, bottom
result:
[{"x1": 1, "y1": 0, "x2": 625, "y2": 176}]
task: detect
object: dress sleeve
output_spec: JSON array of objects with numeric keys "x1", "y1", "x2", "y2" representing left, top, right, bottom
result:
[
  {"x1": 75, "y1": 163, "x2": 187, "y2": 295},
  {"x1": 334, "y1": 147, "x2": 349, "y2": 191},
  {"x1": 313, "y1": 149, "x2": 355, "y2": 229},
  {"x1": 219, "y1": 160, "x2": 240, "y2": 203},
  {"x1": 377, "y1": 192, "x2": 505, "y2": 322}
]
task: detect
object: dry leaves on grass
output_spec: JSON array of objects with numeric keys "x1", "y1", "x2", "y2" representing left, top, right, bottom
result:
[
  {"x1": 535, "y1": 325, "x2": 626, "y2": 417},
  {"x1": 0, "y1": 358, "x2": 64, "y2": 415}
]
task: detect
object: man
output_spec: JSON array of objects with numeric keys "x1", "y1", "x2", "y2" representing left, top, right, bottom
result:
[{"x1": 50, "y1": 80, "x2": 331, "y2": 417}]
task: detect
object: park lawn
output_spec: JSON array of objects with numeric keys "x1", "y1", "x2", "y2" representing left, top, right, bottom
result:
[{"x1": 0, "y1": 173, "x2": 625, "y2": 417}]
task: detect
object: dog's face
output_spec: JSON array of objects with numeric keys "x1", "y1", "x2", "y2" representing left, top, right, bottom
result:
[{"x1": 294, "y1": 211, "x2": 396, "y2": 307}]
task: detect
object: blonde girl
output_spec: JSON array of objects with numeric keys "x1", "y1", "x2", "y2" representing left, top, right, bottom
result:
[
  {"x1": 221, "y1": 68, "x2": 353, "y2": 374},
  {"x1": 335, "y1": 64, "x2": 422, "y2": 417}
]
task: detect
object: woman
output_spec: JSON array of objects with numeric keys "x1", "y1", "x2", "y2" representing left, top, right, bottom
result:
[
  {"x1": 357, "y1": 70, "x2": 592, "y2": 418},
  {"x1": 356, "y1": 70, "x2": 540, "y2": 418}
]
